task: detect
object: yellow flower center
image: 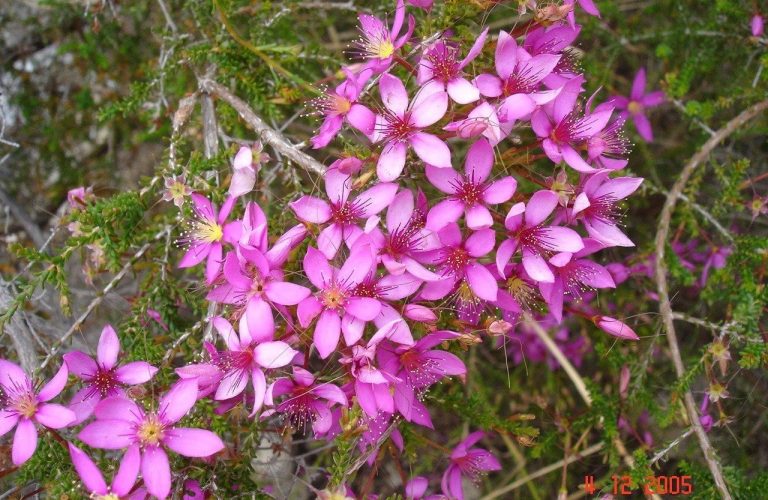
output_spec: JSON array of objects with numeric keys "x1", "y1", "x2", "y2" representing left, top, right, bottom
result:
[
  {"x1": 627, "y1": 101, "x2": 642, "y2": 114},
  {"x1": 15, "y1": 393, "x2": 37, "y2": 418},
  {"x1": 321, "y1": 286, "x2": 346, "y2": 309},
  {"x1": 195, "y1": 219, "x2": 224, "y2": 243},
  {"x1": 334, "y1": 95, "x2": 352, "y2": 114},
  {"x1": 137, "y1": 416, "x2": 165, "y2": 446},
  {"x1": 377, "y1": 40, "x2": 395, "y2": 59},
  {"x1": 94, "y1": 494, "x2": 120, "y2": 500},
  {"x1": 169, "y1": 182, "x2": 187, "y2": 199}
]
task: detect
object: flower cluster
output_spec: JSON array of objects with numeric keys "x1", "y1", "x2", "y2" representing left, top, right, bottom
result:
[{"x1": 2, "y1": 2, "x2": 657, "y2": 498}]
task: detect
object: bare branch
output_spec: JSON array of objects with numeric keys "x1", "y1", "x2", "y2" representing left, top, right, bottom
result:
[
  {"x1": 654, "y1": 98, "x2": 768, "y2": 500},
  {"x1": 0, "y1": 185, "x2": 45, "y2": 248},
  {"x1": 198, "y1": 78, "x2": 326, "y2": 176}
]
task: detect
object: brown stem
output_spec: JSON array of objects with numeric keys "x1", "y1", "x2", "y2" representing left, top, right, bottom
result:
[{"x1": 654, "y1": 98, "x2": 768, "y2": 500}]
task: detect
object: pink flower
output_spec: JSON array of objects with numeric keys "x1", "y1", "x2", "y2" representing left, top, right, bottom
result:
[
  {"x1": 425, "y1": 138, "x2": 517, "y2": 231},
  {"x1": 64, "y1": 324, "x2": 158, "y2": 424},
  {"x1": 419, "y1": 223, "x2": 498, "y2": 302},
  {"x1": 339, "y1": 330, "x2": 400, "y2": 418},
  {"x1": 417, "y1": 30, "x2": 488, "y2": 104},
  {"x1": 78, "y1": 380, "x2": 225, "y2": 499},
  {"x1": 443, "y1": 101, "x2": 504, "y2": 145},
  {"x1": 496, "y1": 189, "x2": 584, "y2": 282},
  {"x1": 539, "y1": 239, "x2": 616, "y2": 322},
  {"x1": 68, "y1": 443, "x2": 143, "y2": 499},
  {"x1": 162, "y1": 175, "x2": 192, "y2": 208},
  {"x1": 752, "y1": 14, "x2": 765, "y2": 37},
  {"x1": 475, "y1": 30, "x2": 562, "y2": 125},
  {"x1": 571, "y1": 171, "x2": 644, "y2": 247},
  {"x1": 67, "y1": 186, "x2": 94, "y2": 209},
  {"x1": 378, "y1": 330, "x2": 466, "y2": 427},
  {"x1": 177, "y1": 193, "x2": 238, "y2": 283},
  {"x1": 355, "y1": 0, "x2": 414, "y2": 73},
  {"x1": 594, "y1": 316, "x2": 639, "y2": 340},
  {"x1": 0, "y1": 360, "x2": 75, "y2": 465},
  {"x1": 297, "y1": 243, "x2": 381, "y2": 358},
  {"x1": 265, "y1": 366, "x2": 348, "y2": 435},
  {"x1": 372, "y1": 73, "x2": 451, "y2": 180},
  {"x1": 441, "y1": 431, "x2": 501, "y2": 500},
  {"x1": 531, "y1": 77, "x2": 614, "y2": 173},
  {"x1": 611, "y1": 68, "x2": 665, "y2": 142},
  {"x1": 229, "y1": 144, "x2": 269, "y2": 197},
  {"x1": 310, "y1": 68, "x2": 376, "y2": 149},
  {"x1": 290, "y1": 168, "x2": 398, "y2": 258},
  {"x1": 369, "y1": 188, "x2": 441, "y2": 281},
  {"x1": 207, "y1": 247, "x2": 311, "y2": 340}
]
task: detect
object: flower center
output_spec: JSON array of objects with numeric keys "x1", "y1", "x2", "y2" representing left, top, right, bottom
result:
[
  {"x1": 627, "y1": 101, "x2": 642, "y2": 115},
  {"x1": 94, "y1": 494, "x2": 120, "y2": 500},
  {"x1": 92, "y1": 369, "x2": 120, "y2": 397},
  {"x1": 331, "y1": 201, "x2": 363, "y2": 226},
  {"x1": 442, "y1": 247, "x2": 470, "y2": 276},
  {"x1": 377, "y1": 40, "x2": 395, "y2": 59},
  {"x1": 169, "y1": 182, "x2": 187, "y2": 199},
  {"x1": 193, "y1": 219, "x2": 223, "y2": 244},
  {"x1": 426, "y1": 43, "x2": 460, "y2": 83},
  {"x1": 454, "y1": 178, "x2": 485, "y2": 206},
  {"x1": 137, "y1": 415, "x2": 165, "y2": 446},
  {"x1": 12, "y1": 392, "x2": 37, "y2": 419},
  {"x1": 321, "y1": 285, "x2": 347, "y2": 309}
]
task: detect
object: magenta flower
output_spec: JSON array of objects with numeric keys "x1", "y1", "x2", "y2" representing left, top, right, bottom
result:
[
  {"x1": 264, "y1": 366, "x2": 348, "y2": 435},
  {"x1": 355, "y1": 0, "x2": 414, "y2": 73},
  {"x1": 229, "y1": 144, "x2": 269, "y2": 197},
  {"x1": 68, "y1": 443, "x2": 142, "y2": 499},
  {"x1": 370, "y1": 188, "x2": 441, "y2": 281},
  {"x1": 496, "y1": 189, "x2": 584, "y2": 282},
  {"x1": 752, "y1": 14, "x2": 765, "y2": 37},
  {"x1": 372, "y1": 73, "x2": 451, "y2": 180},
  {"x1": 207, "y1": 247, "x2": 311, "y2": 340},
  {"x1": 297, "y1": 243, "x2": 381, "y2": 358},
  {"x1": 444, "y1": 101, "x2": 504, "y2": 145},
  {"x1": 475, "y1": 30, "x2": 562, "y2": 123},
  {"x1": 64, "y1": 324, "x2": 158, "y2": 424},
  {"x1": 425, "y1": 138, "x2": 517, "y2": 231},
  {"x1": 178, "y1": 193, "x2": 238, "y2": 283},
  {"x1": 417, "y1": 30, "x2": 488, "y2": 104},
  {"x1": 611, "y1": 68, "x2": 665, "y2": 142},
  {"x1": 539, "y1": 239, "x2": 616, "y2": 322},
  {"x1": 310, "y1": 68, "x2": 376, "y2": 149},
  {"x1": 339, "y1": 332, "x2": 399, "y2": 418},
  {"x1": 531, "y1": 77, "x2": 614, "y2": 173},
  {"x1": 78, "y1": 380, "x2": 225, "y2": 499},
  {"x1": 420, "y1": 223, "x2": 498, "y2": 302},
  {"x1": 571, "y1": 171, "x2": 644, "y2": 247},
  {"x1": 350, "y1": 271, "x2": 421, "y2": 346},
  {"x1": 179, "y1": 316, "x2": 297, "y2": 415},
  {"x1": 441, "y1": 431, "x2": 501, "y2": 500},
  {"x1": 290, "y1": 168, "x2": 398, "y2": 258},
  {"x1": 594, "y1": 315, "x2": 639, "y2": 340},
  {"x1": 523, "y1": 25, "x2": 581, "y2": 88},
  {"x1": 0, "y1": 360, "x2": 75, "y2": 465},
  {"x1": 378, "y1": 330, "x2": 466, "y2": 427}
]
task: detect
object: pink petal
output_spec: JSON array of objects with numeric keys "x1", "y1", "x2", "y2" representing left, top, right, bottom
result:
[
  {"x1": 68, "y1": 389, "x2": 100, "y2": 425},
  {"x1": 112, "y1": 444, "x2": 141, "y2": 496},
  {"x1": 494, "y1": 30, "x2": 518, "y2": 79},
  {"x1": 411, "y1": 132, "x2": 451, "y2": 168},
  {"x1": 0, "y1": 360, "x2": 28, "y2": 391},
  {"x1": 483, "y1": 177, "x2": 517, "y2": 204},
  {"x1": 426, "y1": 198, "x2": 464, "y2": 231},
  {"x1": 642, "y1": 91, "x2": 665, "y2": 107},
  {"x1": 115, "y1": 362, "x2": 157, "y2": 385},
  {"x1": 356, "y1": 182, "x2": 399, "y2": 217},
  {"x1": 437, "y1": 222, "x2": 463, "y2": 247},
  {"x1": 314, "y1": 310, "x2": 341, "y2": 359},
  {"x1": 522, "y1": 249, "x2": 555, "y2": 283},
  {"x1": 253, "y1": 341, "x2": 297, "y2": 369},
  {"x1": 585, "y1": 219, "x2": 635, "y2": 247},
  {"x1": 459, "y1": 27, "x2": 488, "y2": 67},
  {"x1": 633, "y1": 113, "x2": 654, "y2": 142},
  {"x1": 304, "y1": 247, "x2": 332, "y2": 289},
  {"x1": 178, "y1": 244, "x2": 210, "y2": 268},
  {"x1": 63, "y1": 351, "x2": 97, "y2": 380},
  {"x1": 250, "y1": 368, "x2": 267, "y2": 416},
  {"x1": 34, "y1": 403, "x2": 75, "y2": 429},
  {"x1": 411, "y1": 90, "x2": 448, "y2": 127},
  {"x1": 96, "y1": 325, "x2": 120, "y2": 370},
  {"x1": 465, "y1": 138, "x2": 493, "y2": 182},
  {"x1": 159, "y1": 379, "x2": 198, "y2": 424},
  {"x1": 78, "y1": 419, "x2": 135, "y2": 449},
  {"x1": 0, "y1": 410, "x2": 19, "y2": 438},
  {"x1": 37, "y1": 363, "x2": 68, "y2": 402},
  {"x1": 447, "y1": 78, "x2": 479, "y2": 104},
  {"x1": 386, "y1": 189, "x2": 414, "y2": 231},
  {"x1": 265, "y1": 281, "x2": 310, "y2": 306},
  {"x1": 347, "y1": 104, "x2": 376, "y2": 136},
  {"x1": 466, "y1": 263, "x2": 498, "y2": 301},
  {"x1": 474, "y1": 73, "x2": 503, "y2": 97},
  {"x1": 245, "y1": 298, "x2": 275, "y2": 343},
  {"x1": 12, "y1": 419, "x2": 37, "y2": 465},
  {"x1": 289, "y1": 196, "x2": 332, "y2": 224},
  {"x1": 466, "y1": 204, "x2": 493, "y2": 230},
  {"x1": 95, "y1": 396, "x2": 141, "y2": 421},
  {"x1": 165, "y1": 428, "x2": 225, "y2": 457},
  {"x1": 631, "y1": 68, "x2": 647, "y2": 101},
  {"x1": 425, "y1": 165, "x2": 461, "y2": 194},
  {"x1": 594, "y1": 176, "x2": 643, "y2": 201},
  {"x1": 324, "y1": 168, "x2": 353, "y2": 204},
  {"x1": 379, "y1": 73, "x2": 409, "y2": 116},
  {"x1": 345, "y1": 297, "x2": 382, "y2": 321},
  {"x1": 213, "y1": 317, "x2": 240, "y2": 351},
  {"x1": 498, "y1": 93, "x2": 536, "y2": 122},
  {"x1": 214, "y1": 370, "x2": 249, "y2": 400},
  {"x1": 465, "y1": 228, "x2": 495, "y2": 257},
  {"x1": 142, "y1": 446, "x2": 171, "y2": 499},
  {"x1": 545, "y1": 227, "x2": 585, "y2": 253},
  {"x1": 342, "y1": 315, "x2": 365, "y2": 345},
  {"x1": 561, "y1": 145, "x2": 596, "y2": 173},
  {"x1": 297, "y1": 296, "x2": 323, "y2": 327},
  {"x1": 204, "y1": 243, "x2": 223, "y2": 284},
  {"x1": 68, "y1": 443, "x2": 108, "y2": 495},
  {"x1": 338, "y1": 243, "x2": 375, "y2": 285},
  {"x1": 525, "y1": 190, "x2": 559, "y2": 226},
  {"x1": 377, "y1": 141, "x2": 408, "y2": 181}
]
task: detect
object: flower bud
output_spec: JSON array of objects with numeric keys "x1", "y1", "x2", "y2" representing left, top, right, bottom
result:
[
  {"x1": 619, "y1": 364, "x2": 630, "y2": 400},
  {"x1": 488, "y1": 319, "x2": 512, "y2": 336},
  {"x1": 594, "y1": 316, "x2": 639, "y2": 340},
  {"x1": 403, "y1": 304, "x2": 437, "y2": 323}
]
